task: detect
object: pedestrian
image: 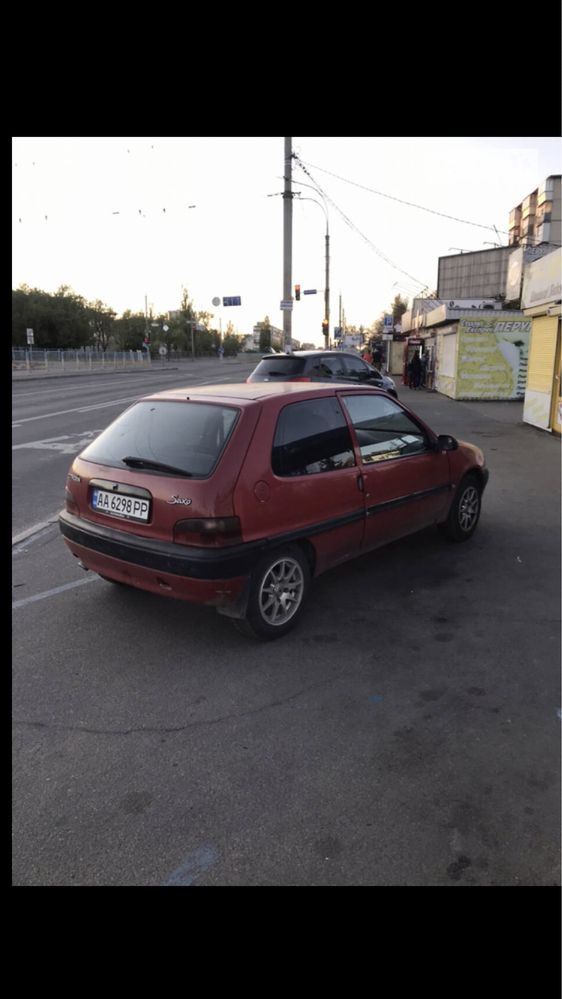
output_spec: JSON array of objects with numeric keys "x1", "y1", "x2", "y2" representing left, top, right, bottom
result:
[
  {"x1": 362, "y1": 346, "x2": 373, "y2": 365},
  {"x1": 409, "y1": 352, "x2": 421, "y2": 389}
]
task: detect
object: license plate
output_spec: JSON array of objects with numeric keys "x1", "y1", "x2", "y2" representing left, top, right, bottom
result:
[{"x1": 92, "y1": 489, "x2": 150, "y2": 522}]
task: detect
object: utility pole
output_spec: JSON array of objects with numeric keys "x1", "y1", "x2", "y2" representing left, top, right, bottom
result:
[
  {"x1": 324, "y1": 226, "x2": 330, "y2": 349},
  {"x1": 282, "y1": 137, "x2": 293, "y2": 352}
]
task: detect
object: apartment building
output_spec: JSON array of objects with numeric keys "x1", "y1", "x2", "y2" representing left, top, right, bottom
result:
[{"x1": 509, "y1": 175, "x2": 561, "y2": 248}]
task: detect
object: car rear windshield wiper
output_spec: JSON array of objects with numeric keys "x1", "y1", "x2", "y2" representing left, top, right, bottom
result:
[{"x1": 121, "y1": 456, "x2": 192, "y2": 477}]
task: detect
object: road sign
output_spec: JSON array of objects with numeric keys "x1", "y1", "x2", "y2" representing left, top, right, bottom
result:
[
  {"x1": 382, "y1": 333, "x2": 393, "y2": 341},
  {"x1": 383, "y1": 314, "x2": 393, "y2": 329},
  {"x1": 26, "y1": 328, "x2": 34, "y2": 345},
  {"x1": 212, "y1": 297, "x2": 221, "y2": 307},
  {"x1": 280, "y1": 300, "x2": 293, "y2": 310},
  {"x1": 223, "y1": 296, "x2": 241, "y2": 307},
  {"x1": 159, "y1": 345, "x2": 167, "y2": 356},
  {"x1": 333, "y1": 326, "x2": 342, "y2": 338},
  {"x1": 303, "y1": 289, "x2": 317, "y2": 295}
]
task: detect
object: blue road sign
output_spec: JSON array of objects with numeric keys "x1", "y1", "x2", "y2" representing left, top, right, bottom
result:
[
  {"x1": 303, "y1": 289, "x2": 317, "y2": 295},
  {"x1": 223, "y1": 296, "x2": 242, "y2": 307}
]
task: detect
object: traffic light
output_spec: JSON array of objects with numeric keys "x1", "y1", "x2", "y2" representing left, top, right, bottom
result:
[
  {"x1": 295, "y1": 284, "x2": 301, "y2": 301},
  {"x1": 322, "y1": 319, "x2": 329, "y2": 339}
]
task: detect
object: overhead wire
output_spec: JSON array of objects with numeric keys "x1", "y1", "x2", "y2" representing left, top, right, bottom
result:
[
  {"x1": 295, "y1": 155, "x2": 512, "y2": 235},
  {"x1": 293, "y1": 155, "x2": 429, "y2": 289}
]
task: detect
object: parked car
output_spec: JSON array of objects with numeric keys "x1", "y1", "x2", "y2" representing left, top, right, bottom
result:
[
  {"x1": 59, "y1": 383, "x2": 488, "y2": 640},
  {"x1": 247, "y1": 350, "x2": 398, "y2": 397}
]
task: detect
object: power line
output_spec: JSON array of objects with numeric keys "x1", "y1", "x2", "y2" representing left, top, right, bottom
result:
[
  {"x1": 295, "y1": 155, "x2": 562, "y2": 253},
  {"x1": 296, "y1": 155, "x2": 513, "y2": 236},
  {"x1": 293, "y1": 156, "x2": 429, "y2": 289}
]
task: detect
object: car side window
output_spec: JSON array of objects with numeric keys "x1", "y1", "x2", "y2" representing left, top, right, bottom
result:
[
  {"x1": 343, "y1": 355, "x2": 370, "y2": 378},
  {"x1": 272, "y1": 398, "x2": 356, "y2": 476},
  {"x1": 307, "y1": 356, "x2": 346, "y2": 379},
  {"x1": 341, "y1": 394, "x2": 428, "y2": 464},
  {"x1": 308, "y1": 360, "x2": 335, "y2": 378}
]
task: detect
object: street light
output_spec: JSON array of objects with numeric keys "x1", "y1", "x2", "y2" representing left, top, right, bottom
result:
[{"x1": 295, "y1": 191, "x2": 330, "y2": 349}]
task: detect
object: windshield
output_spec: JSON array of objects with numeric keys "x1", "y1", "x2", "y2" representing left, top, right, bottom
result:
[{"x1": 80, "y1": 400, "x2": 239, "y2": 477}]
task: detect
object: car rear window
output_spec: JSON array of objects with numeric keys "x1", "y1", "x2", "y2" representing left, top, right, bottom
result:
[
  {"x1": 252, "y1": 357, "x2": 304, "y2": 377},
  {"x1": 79, "y1": 400, "x2": 239, "y2": 477}
]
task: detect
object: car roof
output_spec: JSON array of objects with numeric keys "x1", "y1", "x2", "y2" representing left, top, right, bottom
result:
[
  {"x1": 142, "y1": 382, "x2": 386, "y2": 406},
  {"x1": 259, "y1": 350, "x2": 359, "y2": 359}
]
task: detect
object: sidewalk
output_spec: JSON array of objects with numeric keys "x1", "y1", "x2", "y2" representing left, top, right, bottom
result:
[{"x1": 395, "y1": 383, "x2": 528, "y2": 432}]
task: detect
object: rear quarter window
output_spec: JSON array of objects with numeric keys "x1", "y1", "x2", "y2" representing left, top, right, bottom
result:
[{"x1": 272, "y1": 397, "x2": 355, "y2": 476}]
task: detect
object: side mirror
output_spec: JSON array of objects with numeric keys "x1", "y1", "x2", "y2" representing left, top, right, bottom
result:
[{"x1": 435, "y1": 434, "x2": 458, "y2": 452}]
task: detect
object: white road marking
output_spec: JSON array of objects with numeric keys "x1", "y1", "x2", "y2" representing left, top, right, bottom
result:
[
  {"x1": 12, "y1": 374, "x2": 183, "y2": 399},
  {"x1": 12, "y1": 575, "x2": 101, "y2": 609},
  {"x1": 12, "y1": 395, "x2": 140, "y2": 427},
  {"x1": 12, "y1": 517, "x2": 61, "y2": 547},
  {"x1": 12, "y1": 430, "x2": 103, "y2": 454}
]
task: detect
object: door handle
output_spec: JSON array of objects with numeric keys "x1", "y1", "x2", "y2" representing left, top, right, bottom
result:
[{"x1": 356, "y1": 473, "x2": 365, "y2": 492}]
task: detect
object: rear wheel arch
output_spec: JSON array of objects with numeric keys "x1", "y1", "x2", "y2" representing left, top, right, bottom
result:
[{"x1": 232, "y1": 542, "x2": 312, "y2": 640}]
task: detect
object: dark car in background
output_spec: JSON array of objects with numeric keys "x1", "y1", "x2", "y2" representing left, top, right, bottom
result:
[
  {"x1": 247, "y1": 350, "x2": 398, "y2": 397},
  {"x1": 59, "y1": 382, "x2": 488, "y2": 641}
]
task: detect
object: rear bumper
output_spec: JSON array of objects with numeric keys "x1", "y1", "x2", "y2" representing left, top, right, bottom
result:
[{"x1": 59, "y1": 510, "x2": 258, "y2": 608}]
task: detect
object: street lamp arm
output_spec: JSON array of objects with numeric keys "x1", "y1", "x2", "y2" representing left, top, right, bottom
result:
[
  {"x1": 295, "y1": 195, "x2": 329, "y2": 235},
  {"x1": 295, "y1": 194, "x2": 330, "y2": 349}
]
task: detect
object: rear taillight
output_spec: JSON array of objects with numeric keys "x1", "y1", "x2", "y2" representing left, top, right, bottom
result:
[
  {"x1": 65, "y1": 487, "x2": 79, "y2": 514},
  {"x1": 287, "y1": 376, "x2": 311, "y2": 382},
  {"x1": 173, "y1": 516, "x2": 242, "y2": 547}
]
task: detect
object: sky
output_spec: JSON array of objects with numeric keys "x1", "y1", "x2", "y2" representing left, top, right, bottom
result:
[{"x1": 12, "y1": 136, "x2": 562, "y2": 347}]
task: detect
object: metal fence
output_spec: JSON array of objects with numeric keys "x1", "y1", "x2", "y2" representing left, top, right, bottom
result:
[{"x1": 12, "y1": 348, "x2": 150, "y2": 372}]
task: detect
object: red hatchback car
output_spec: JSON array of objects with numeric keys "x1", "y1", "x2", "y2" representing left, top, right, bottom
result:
[{"x1": 59, "y1": 383, "x2": 488, "y2": 639}]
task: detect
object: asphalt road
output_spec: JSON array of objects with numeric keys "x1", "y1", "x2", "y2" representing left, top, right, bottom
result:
[{"x1": 12, "y1": 365, "x2": 561, "y2": 886}]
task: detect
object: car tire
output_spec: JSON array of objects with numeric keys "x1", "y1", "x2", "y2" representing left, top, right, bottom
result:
[
  {"x1": 233, "y1": 546, "x2": 310, "y2": 640},
  {"x1": 439, "y1": 474, "x2": 482, "y2": 542}
]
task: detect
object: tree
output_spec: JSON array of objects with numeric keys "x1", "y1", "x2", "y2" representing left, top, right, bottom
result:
[
  {"x1": 371, "y1": 294, "x2": 409, "y2": 339},
  {"x1": 257, "y1": 315, "x2": 272, "y2": 352},
  {"x1": 88, "y1": 299, "x2": 116, "y2": 351},
  {"x1": 391, "y1": 294, "x2": 408, "y2": 326},
  {"x1": 161, "y1": 289, "x2": 222, "y2": 356},
  {"x1": 113, "y1": 310, "x2": 147, "y2": 351},
  {"x1": 12, "y1": 284, "x2": 93, "y2": 348},
  {"x1": 222, "y1": 333, "x2": 243, "y2": 356}
]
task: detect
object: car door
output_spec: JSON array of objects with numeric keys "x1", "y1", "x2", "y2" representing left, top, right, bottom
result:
[
  {"x1": 341, "y1": 354, "x2": 382, "y2": 386},
  {"x1": 240, "y1": 395, "x2": 365, "y2": 574},
  {"x1": 339, "y1": 392, "x2": 452, "y2": 550},
  {"x1": 306, "y1": 354, "x2": 348, "y2": 382}
]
